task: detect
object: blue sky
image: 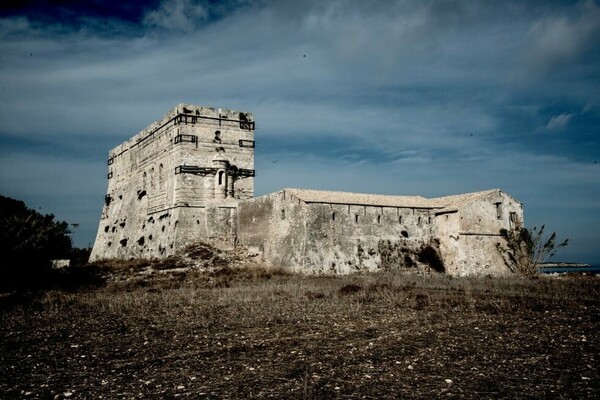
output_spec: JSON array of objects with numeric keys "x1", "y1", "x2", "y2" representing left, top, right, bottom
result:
[{"x1": 0, "y1": 0, "x2": 598, "y2": 262}]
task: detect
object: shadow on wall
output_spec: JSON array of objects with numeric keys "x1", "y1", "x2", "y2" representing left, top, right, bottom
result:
[{"x1": 378, "y1": 239, "x2": 445, "y2": 273}]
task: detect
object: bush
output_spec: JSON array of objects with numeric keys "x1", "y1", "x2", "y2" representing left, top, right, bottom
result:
[
  {"x1": 0, "y1": 195, "x2": 73, "y2": 290},
  {"x1": 497, "y1": 224, "x2": 568, "y2": 277}
]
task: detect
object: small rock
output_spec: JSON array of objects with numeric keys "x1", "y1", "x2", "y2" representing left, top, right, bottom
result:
[{"x1": 444, "y1": 379, "x2": 453, "y2": 384}]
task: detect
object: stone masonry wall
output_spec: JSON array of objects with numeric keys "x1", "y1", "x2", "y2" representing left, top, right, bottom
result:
[
  {"x1": 236, "y1": 190, "x2": 438, "y2": 274},
  {"x1": 435, "y1": 190, "x2": 523, "y2": 276},
  {"x1": 90, "y1": 104, "x2": 254, "y2": 261}
]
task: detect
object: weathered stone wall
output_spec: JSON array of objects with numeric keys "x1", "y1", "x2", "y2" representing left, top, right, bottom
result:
[
  {"x1": 435, "y1": 190, "x2": 523, "y2": 276},
  {"x1": 301, "y1": 202, "x2": 435, "y2": 274},
  {"x1": 90, "y1": 104, "x2": 254, "y2": 261},
  {"x1": 237, "y1": 189, "x2": 523, "y2": 276},
  {"x1": 236, "y1": 191, "x2": 307, "y2": 271},
  {"x1": 237, "y1": 189, "x2": 439, "y2": 274}
]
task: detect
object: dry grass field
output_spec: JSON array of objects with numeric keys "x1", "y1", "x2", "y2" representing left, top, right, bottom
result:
[{"x1": 1, "y1": 260, "x2": 599, "y2": 399}]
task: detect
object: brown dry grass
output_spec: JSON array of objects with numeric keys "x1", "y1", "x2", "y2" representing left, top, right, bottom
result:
[{"x1": 1, "y1": 266, "x2": 599, "y2": 399}]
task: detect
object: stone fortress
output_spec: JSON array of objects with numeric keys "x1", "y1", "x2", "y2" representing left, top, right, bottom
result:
[{"x1": 90, "y1": 104, "x2": 523, "y2": 276}]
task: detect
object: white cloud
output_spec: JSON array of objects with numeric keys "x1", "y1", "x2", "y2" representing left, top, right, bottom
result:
[
  {"x1": 524, "y1": 0, "x2": 600, "y2": 75},
  {"x1": 143, "y1": 0, "x2": 208, "y2": 32},
  {"x1": 545, "y1": 113, "x2": 574, "y2": 131}
]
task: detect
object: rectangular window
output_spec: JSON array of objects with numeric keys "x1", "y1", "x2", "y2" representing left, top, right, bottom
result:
[
  {"x1": 107, "y1": 171, "x2": 113, "y2": 179},
  {"x1": 239, "y1": 139, "x2": 255, "y2": 148},
  {"x1": 107, "y1": 156, "x2": 115, "y2": 165},
  {"x1": 174, "y1": 134, "x2": 198, "y2": 144},
  {"x1": 495, "y1": 202, "x2": 503, "y2": 219}
]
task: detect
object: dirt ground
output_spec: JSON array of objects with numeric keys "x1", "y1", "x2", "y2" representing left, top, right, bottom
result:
[{"x1": 1, "y1": 266, "x2": 599, "y2": 399}]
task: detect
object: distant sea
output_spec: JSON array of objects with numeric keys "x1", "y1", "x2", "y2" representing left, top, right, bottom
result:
[{"x1": 539, "y1": 264, "x2": 600, "y2": 275}]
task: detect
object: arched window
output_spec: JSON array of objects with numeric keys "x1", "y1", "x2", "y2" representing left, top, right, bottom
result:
[{"x1": 218, "y1": 171, "x2": 225, "y2": 185}]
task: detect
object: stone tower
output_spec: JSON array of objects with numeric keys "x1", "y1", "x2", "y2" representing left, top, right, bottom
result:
[{"x1": 89, "y1": 104, "x2": 255, "y2": 261}]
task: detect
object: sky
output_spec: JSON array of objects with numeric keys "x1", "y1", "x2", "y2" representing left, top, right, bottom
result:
[{"x1": 0, "y1": 0, "x2": 598, "y2": 263}]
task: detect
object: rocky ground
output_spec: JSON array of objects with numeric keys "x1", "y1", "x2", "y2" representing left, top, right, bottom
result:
[{"x1": 1, "y1": 252, "x2": 599, "y2": 399}]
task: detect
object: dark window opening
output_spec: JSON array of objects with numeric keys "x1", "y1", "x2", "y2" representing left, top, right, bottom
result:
[
  {"x1": 332, "y1": 212, "x2": 336, "y2": 221},
  {"x1": 495, "y1": 202, "x2": 503, "y2": 219},
  {"x1": 377, "y1": 215, "x2": 381, "y2": 224},
  {"x1": 214, "y1": 130, "x2": 221, "y2": 143},
  {"x1": 281, "y1": 209, "x2": 285, "y2": 220},
  {"x1": 174, "y1": 134, "x2": 198, "y2": 144},
  {"x1": 398, "y1": 216, "x2": 402, "y2": 224},
  {"x1": 355, "y1": 214, "x2": 359, "y2": 223},
  {"x1": 120, "y1": 238, "x2": 128, "y2": 247},
  {"x1": 218, "y1": 171, "x2": 225, "y2": 185},
  {"x1": 239, "y1": 139, "x2": 255, "y2": 148}
]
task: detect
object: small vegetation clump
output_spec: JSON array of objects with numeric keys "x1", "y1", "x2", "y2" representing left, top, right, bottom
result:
[{"x1": 497, "y1": 224, "x2": 568, "y2": 277}]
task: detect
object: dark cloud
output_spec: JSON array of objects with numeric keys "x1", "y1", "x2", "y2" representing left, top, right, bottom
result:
[{"x1": 0, "y1": 0, "x2": 158, "y2": 23}]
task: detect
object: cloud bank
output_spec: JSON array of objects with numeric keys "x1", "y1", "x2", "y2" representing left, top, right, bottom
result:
[{"x1": 0, "y1": 0, "x2": 599, "y2": 262}]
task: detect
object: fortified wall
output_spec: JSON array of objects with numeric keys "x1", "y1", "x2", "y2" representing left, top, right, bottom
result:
[
  {"x1": 237, "y1": 188, "x2": 523, "y2": 276},
  {"x1": 89, "y1": 104, "x2": 254, "y2": 261},
  {"x1": 90, "y1": 104, "x2": 523, "y2": 276}
]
